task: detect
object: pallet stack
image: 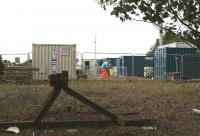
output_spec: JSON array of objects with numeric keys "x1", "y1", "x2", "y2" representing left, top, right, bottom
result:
[{"x1": 2, "y1": 66, "x2": 39, "y2": 84}]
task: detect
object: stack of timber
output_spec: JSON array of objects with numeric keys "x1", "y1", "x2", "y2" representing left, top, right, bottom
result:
[{"x1": 2, "y1": 66, "x2": 39, "y2": 84}]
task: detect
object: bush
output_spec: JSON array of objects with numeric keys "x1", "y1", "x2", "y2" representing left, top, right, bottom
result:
[{"x1": 0, "y1": 55, "x2": 4, "y2": 76}]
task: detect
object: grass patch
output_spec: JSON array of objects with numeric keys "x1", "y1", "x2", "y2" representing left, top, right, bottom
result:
[
  {"x1": 0, "y1": 80, "x2": 200, "y2": 116},
  {"x1": 166, "y1": 107, "x2": 177, "y2": 121}
]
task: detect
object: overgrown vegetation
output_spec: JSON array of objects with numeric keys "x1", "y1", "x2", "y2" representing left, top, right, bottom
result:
[
  {"x1": 0, "y1": 55, "x2": 4, "y2": 76},
  {"x1": 0, "y1": 80, "x2": 200, "y2": 135},
  {"x1": 146, "y1": 31, "x2": 183, "y2": 56}
]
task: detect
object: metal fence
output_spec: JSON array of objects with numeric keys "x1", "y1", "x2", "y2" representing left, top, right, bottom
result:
[
  {"x1": 76, "y1": 66, "x2": 127, "y2": 79},
  {"x1": 181, "y1": 54, "x2": 200, "y2": 80},
  {"x1": 154, "y1": 54, "x2": 200, "y2": 80}
]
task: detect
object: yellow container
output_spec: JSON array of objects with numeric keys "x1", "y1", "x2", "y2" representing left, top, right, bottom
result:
[{"x1": 109, "y1": 68, "x2": 114, "y2": 76}]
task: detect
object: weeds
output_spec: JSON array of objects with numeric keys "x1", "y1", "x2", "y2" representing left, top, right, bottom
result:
[
  {"x1": 90, "y1": 96, "x2": 109, "y2": 108},
  {"x1": 0, "y1": 100, "x2": 9, "y2": 113},
  {"x1": 166, "y1": 107, "x2": 177, "y2": 121},
  {"x1": 1, "y1": 80, "x2": 200, "y2": 135}
]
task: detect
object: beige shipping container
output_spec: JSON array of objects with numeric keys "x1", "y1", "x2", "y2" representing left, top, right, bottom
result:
[{"x1": 32, "y1": 43, "x2": 76, "y2": 80}]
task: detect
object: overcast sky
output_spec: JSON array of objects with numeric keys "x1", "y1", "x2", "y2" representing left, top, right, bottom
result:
[{"x1": 0, "y1": 0, "x2": 159, "y2": 61}]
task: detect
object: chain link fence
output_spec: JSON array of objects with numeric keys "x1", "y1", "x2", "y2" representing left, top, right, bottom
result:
[{"x1": 76, "y1": 65, "x2": 127, "y2": 79}]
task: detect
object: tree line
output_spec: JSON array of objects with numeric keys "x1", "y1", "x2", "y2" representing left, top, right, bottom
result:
[{"x1": 97, "y1": 0, "x2": 200, "y2": 49}]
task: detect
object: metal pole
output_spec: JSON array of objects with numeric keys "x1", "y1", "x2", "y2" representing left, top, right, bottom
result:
[
  {"x1": 27, "y1": 52, "x2": 30, "y2": 66},
  {"x1": 181, "y1": 55, "x2": 183, "y2": 80},
  {"x1": 159, "y1": 24, "x2": 163, "y2": 46},
  {"x1": 81, "y1": 53, "x2": 84, "y2": 74},
  {"x1": 94, "y1": 35, "x2": 98, "y2": 77},
  {"x1": 94, "y1": 35, "x2": 97, "y2": 61}
]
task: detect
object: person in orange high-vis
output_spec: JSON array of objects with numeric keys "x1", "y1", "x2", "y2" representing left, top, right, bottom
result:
[{"x1": 101, "y1": 61, "x2": 108, "y2": 80}]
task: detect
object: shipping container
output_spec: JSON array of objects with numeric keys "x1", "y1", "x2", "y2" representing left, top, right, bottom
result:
[
  {"x1": 154, "y1": 47, "x2": 200, "y2": 80},
  {"x1": 32, "y1": 43, "x2": 76, "y2": 80}
]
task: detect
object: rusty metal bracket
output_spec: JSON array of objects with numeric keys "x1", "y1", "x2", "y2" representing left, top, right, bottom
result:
[{"x1": 0, "y1": 71, "x2": 156, "y2": 129}]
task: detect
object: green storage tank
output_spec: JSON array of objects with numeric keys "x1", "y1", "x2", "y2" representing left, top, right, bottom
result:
[
  {"x1": 154, "y1": 47, "x2": 200, "y2": 80},
  {"x1": 120, "y1": 56, "x2": 153, "y2": 76},
  {"x1": 132, "y1": 56, "x2": 145, "y2": 76},
  {"x1": 121, "y1": 56, "x2": 132, "y2": 76}
]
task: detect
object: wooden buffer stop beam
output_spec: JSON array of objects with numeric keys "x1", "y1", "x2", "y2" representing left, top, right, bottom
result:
[{"x1": 0, "y1": 71, "x2": 156, "y2": 129}]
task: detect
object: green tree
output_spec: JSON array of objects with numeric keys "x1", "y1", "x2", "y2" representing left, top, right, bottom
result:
[
  {"x1": 0, "y1": 55, "x2": 4, "y2": 75},
  {"x1": 163, "y1": 31, "x2": 182, "y2": 45},
  {"x1": 146, "y1": 31, "x2": 183, "y2": 56},
  {"x1": 146, "y1": 39, "x2": 159, "y2": 56},
  {"x1": 23, "y1": 59, "x2": 32, "y2": 65},
  {"x1": 97, "y1": 0, "x2": 200, "y2": 48}
]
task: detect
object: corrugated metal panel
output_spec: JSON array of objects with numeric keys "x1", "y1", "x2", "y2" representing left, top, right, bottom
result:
[
  {"x1": 132, "y1": 56, "x2": 154, "y2": 77},
  {"x1": 154, "y1": 47, "x2": 200, "y2": 80},
  {"x1": 132, "y1": 56, "x2": 144, "y2": 76},
  {"x1": 118, "y1": 56, "x2": 152, "y2": 77},
  {"x1": 32, "y1": 44, "x2": 76, "y2": 80},
  {"x1": 122, "y1": 56, "x2": 132, "y2": 76}
]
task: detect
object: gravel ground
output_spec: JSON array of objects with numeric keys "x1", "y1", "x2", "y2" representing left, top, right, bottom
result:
[{"x1": 0, "y1": 80, "x2": 200, "y2": 136}]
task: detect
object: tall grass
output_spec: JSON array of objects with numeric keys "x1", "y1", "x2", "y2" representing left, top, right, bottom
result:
[{"x1": 0, "y1": 80, "x2": 200, "y2": 115}]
